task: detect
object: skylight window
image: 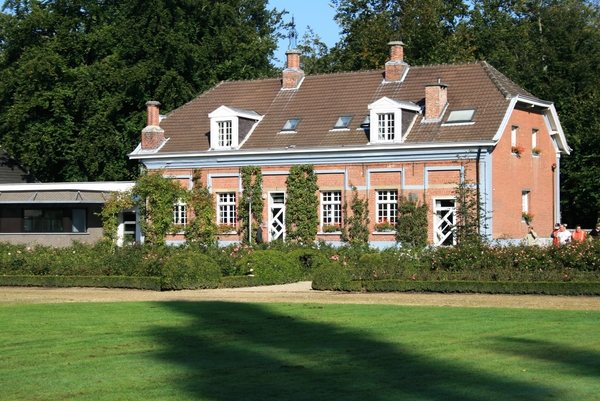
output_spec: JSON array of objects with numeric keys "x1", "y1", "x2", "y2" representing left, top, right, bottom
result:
[
  {"x1": 446, "y1": 109, "x2": 476, "y2": 123},
  {"x1": 360, "y1": 115, "x2": 370, "y2": 128},
  {"x1": 334, "y1": 115, "x2": 353, "y2": 129},
  {"x1": 282, "y1": 118, "x2": 301, "y2": 131}
]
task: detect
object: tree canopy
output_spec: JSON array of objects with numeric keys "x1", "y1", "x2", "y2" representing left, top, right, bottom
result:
[{"x1": 0, "y1": 0, "x2": 283, "y2": 182}]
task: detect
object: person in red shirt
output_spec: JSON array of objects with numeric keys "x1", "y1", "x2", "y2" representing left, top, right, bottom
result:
[
  {"x1": 572, "y1": 225, "x2": 587, "y2": 242},
  {"x1": 551, "y1": 223, "x2": 561, "y2": 246}
]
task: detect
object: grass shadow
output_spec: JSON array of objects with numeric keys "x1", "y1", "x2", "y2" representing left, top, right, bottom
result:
[{"x1": 146, "y1": 302, "x2": 566, "y2": 400}]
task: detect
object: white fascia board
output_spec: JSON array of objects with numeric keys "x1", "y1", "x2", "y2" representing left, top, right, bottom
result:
[
  {"x1": 0, "y1": 182, "x2": 135, "y2": 192},
  {"x1": 208, "y1": 105, "x2": 262, "y2": 121},
  {"x1": 131, "y1": 141, "x2": 495, "y2": 161},
  {"x1": 492, "y1": 97, "x2": 518, "y2": 143}
]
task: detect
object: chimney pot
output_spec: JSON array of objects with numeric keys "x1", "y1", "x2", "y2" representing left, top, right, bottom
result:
[
  {"x1": 385, "y1": 41, "x2": 408, "y2": 82},
  {"x1": 282, "y1": 49, "x2": 304, "y2": 89},
  {"x1": 424, "y1": 81, "x2": 449, "y2": 121},
  {"x1": 142, "y1": 101, "x2": 165, "y2": 150}
]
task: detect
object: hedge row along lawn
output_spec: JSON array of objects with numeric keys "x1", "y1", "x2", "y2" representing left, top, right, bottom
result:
[{"x1": 1, "y1": 302, "x2": 599, "y2": 400}]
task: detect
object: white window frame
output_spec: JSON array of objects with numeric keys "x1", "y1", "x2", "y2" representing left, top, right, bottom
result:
[
  {"x1": 377, "y1": 113, "x2": 395, "y2": 141},
  {"x1": 218, "y1": 192, "x2": 237, "y2": 227},
  {"x1": 173, "y1": 201, "x2": 187, "y2": 228},
  {"x1": 532, "y1": 128, "x2": 538, "y2": 149},
  {"x1": 218, "y1": 120, "x2": 233, "y2": 147},
  {"x1": 522, "y1": 191, "x2": 530, "y2": 214},
  {"x1": 376, "y1": 190, "x2": 398, "y2": 224},
  {"x1": 511, "y1": 125, "x2": 518, "y2": 147},
  {"x1": 321, "y1": 191, "x2": 342, "y2": 230}
]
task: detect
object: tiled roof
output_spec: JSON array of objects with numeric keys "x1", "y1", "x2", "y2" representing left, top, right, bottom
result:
[{"x1": 154, "y1": 61, "x2": 539, "y2": 154}]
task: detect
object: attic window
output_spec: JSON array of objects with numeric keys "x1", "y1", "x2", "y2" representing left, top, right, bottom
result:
[
  {"x1": 282, "y1": 118, "x2": 301, "y2": 131},
  {"x1": 360, "y1": 115, "x2": 370, "y2": 128},
  {"x1": 446, "y1": 109, "x2": 476, "y2": 123},
  {"x1": 334, "y1": 115, "x2": 353, "y2": 129}
]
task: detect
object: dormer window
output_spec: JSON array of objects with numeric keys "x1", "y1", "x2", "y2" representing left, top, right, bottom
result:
[
  {"x1": 378, "y1": 113, "x2": 395, "y2": 141},
  {"x1": 367, "y1": 97, "x2": 420, "y2": 144},
  {"x1": 218, "y1": 121, "x2": 233, "y2": 147},
  {"x1": 208, "y1": 106, "x2": 262, "y2": 150},
  {"x1": 282, "y1": 118, "x2": 301, "y2": 132},
  {"x1": 334, "y1": 115, "x2": 353, "y2": 129}
]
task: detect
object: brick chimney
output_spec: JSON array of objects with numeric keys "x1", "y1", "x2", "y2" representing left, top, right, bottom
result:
[
  {"x1": 141, "y1": 101, "x2": 165, "y2": 150},
  {"x1": 424, "y1": 78, "x2": 448, "y2": 121},
  {"x1": 385, "y1": 41, "x2": 408, "y2": 82},
  {"x1": 282, "y1": 49, "x2": 304, "y2": 89}
]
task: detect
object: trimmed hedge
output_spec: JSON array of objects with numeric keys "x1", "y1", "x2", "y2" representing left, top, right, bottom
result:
[
  {"x1": 235, "y1": 250, "x2": 302, "y2": 284},
  {"x1": 337, "y1": 279, "x2": 600, "y2": 296},
  {"x1": 0, "y1": 275, "x2": 162, "y2": 290}
]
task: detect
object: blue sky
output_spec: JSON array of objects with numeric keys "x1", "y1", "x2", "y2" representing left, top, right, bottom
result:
[{"x1": 267, "y1": 0, "x2": 340, "y2": 65}]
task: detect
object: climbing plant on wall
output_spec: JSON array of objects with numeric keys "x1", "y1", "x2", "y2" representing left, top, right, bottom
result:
[
  {"x1": 184, "y1": 169, "x2": 217, "y2": 246},
  {"x1": 341, "y1": 185, "x2": 370, "y2": 244},
  {"x1": 396, "y1": 195, "x2": 429, "y2": 248},
  {"x1": 99, "y1": 188, "x2": 136, "y2": 244},
  {"x1": 239, "y1": 166, "x2": 264, "y2": 244},
  {"x1": 133, "y1": 168, "x2": 187, "y2": 246},
  {"x1": 285, "y1": 164, "x2": 319, "y2": 243}
]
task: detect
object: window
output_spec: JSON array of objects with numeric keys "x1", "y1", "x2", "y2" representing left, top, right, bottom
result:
[
  {"x1": 334, "y1": 115, "x2": 353, "y2": 129},
  {"x1": 218, "y1": 120, "x2": 232, "y2": 147},
  {"x1": 446, "y1": 109, "x2": 476, "y2": 123},
  {"x1": 532, "y1": 129, "x2": 538, "y2": 149},
  {"x1": 72, "y1": 209, "x2": 86, "y2": 233},
  {"x1": 173, "y1": 202, "x2": 187, "y2": 228},
  {"x1": 511, "y1": 126, "x2": 518, "y2": 147},
  {"x1": 218, "y1": 193, "x2": 237, "y2": 226},
  {"x1": 321, "y1": 191, "x2": 342, "y2": 230},
  {"x1": 282, "y1": 118, "x2": 301, "y2": 131},
  {"x1": 522, "y1": 191, "x2": 530, "y2": 214},
  {"x1": 360, "y1": 115, "x2": 370, "y2": 128},
  {"x1": 122, "y1": 212, "x2": 136, "y2": 238},
  {"x1": 376, "y1": 190, "x2": 398, "y2": 224},
  {"x1": 23, "y1": 209, "x2": 63, "y2": 232},
  {"x1": 378, "y1": 113, "x2": 395, "y2": 141}
]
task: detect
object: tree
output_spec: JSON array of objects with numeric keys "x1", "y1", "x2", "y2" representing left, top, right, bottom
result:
[
  {"x1": 341, "y1": 186, "x2": 370, "y2": 245},
  {"x1": 239, "y1": 166, "x2": 264, "y2": 244},
  {"x1": 184, "y1": 169, "x2": 218, "y2": 247},
  {"x1": 0, "y1": 0, "x2": 283, "y2": 182}
]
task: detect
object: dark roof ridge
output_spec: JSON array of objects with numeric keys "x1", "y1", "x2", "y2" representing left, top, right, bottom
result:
[{"x1": 410, "y1": 60, "x2": 483, "y2": 69}]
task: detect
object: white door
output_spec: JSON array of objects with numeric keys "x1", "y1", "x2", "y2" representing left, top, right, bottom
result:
[
  {"x1": 434, "y1": 199, "x2": 456, "y2": 246},
  {"x1": 269, "y1": 192, "x2": 286, "y2": 241}
]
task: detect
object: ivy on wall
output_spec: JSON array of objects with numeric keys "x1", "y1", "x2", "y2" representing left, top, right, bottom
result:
[
  {"x1": 184, "y1": 169, "x2": 218, "y2": 246},
  {"x1": 239, "y1": 166, "x2": 264, "y2": 244},
  {"x1": 132, "y1": 168, "x2": 187, "y2": 246},
  {"x1": 341, "y1": 185, "x2": 370, "y2": 244},
  {"x1": 99, "y1": 189, "x2": 136, "y2": 244},
  {"x1": 396, "y1": 195, "x2": 429, "y2": 248},
  {"x1": 285, "y1": 164, "x2": 319, "y2": 243}
]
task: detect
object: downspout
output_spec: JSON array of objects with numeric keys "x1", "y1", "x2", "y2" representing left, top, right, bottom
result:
[{"x1": 476, "y1": 147, "x2": 481, "y2": 235}]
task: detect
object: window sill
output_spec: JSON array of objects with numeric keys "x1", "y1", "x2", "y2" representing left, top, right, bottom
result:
[
  {"x1": 318, "y1": 231, "x2": 342, "y2": 235},
  {"x1": 217, "y1": 231, "x2": 238, "y2": 235},
  {"x1": 372, "y1": 231, "x2": 397, "y2": 235}
]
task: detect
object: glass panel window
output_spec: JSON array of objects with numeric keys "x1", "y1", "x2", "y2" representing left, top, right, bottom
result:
[
  {"x1": 334, "y1": 115, "x2": 353, "y2": 129},
  {"x1": 23, "y1": 209, "x2": 63, "y2": 232},
  {"x1": 321, "y1": 191, "x2": 342, "y2": 229},
  {"x1": 511, "y1": 126, "x2": 518, "y2": 147},
  {"x1": 72, "y1": 209, "x2": 86, "y2": 233},
  {"x1": 173, "y1": 202, "x2": 187, "y2": 227},
  {"x1": 446, "y1": 109, "x2": 476, "y2": 123},
  {"x1": 522, "y1": 191, "x2": 530, "y2": 214},
  {"x1": 123, "y1": 212, "x2": 136, "y2": 236},
  {"x1": 532, "y1": 129, "x2": 538, "y2": 148},
  {"x1": 218, "y1": 120, "x2": 232, "y2": 147},
  {"x1": 282, "y1": 118, "x2": 301, "y2": 131},
  {"x1": 376, "y1": 190, "x2": 398, "y2": 224},
  {"x1": 218, "y1": 193, "x2": 237, "y2": 227},
  {"x1": 377, "y1": 113, "x2": 395, "y2": 141}
]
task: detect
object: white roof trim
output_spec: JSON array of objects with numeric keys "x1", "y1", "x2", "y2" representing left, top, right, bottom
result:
[{"x1": 0, "y1": 182, "x2": 135, "y2": 192}]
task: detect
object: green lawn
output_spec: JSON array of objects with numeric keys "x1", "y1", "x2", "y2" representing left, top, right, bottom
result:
[{"x1": 1, "y1": 302, "x2": 599, "y2": 400}]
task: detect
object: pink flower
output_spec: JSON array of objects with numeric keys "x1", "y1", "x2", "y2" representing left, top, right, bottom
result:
[{"x1": 411, "y1": 275, "x2": 416, "y2": 281}]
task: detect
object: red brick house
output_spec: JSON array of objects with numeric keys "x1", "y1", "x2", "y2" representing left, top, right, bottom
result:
[{"x1": 129, "y1": 42, "x2": 570, "y2": 247}]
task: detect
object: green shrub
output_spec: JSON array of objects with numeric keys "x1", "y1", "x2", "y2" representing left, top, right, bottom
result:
[
  {"x1": 312, "y1": 261, "x2": 354, "y2": 290},
  {"x1": 161, "y1": 252, "x2": 221, "y2": 290},
  {"x1": 235, "y1": 250, "x2": 302, "y2": 284},
  {"x1": 286, "y1": 248, "x2": 329, "y2": 279}
]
